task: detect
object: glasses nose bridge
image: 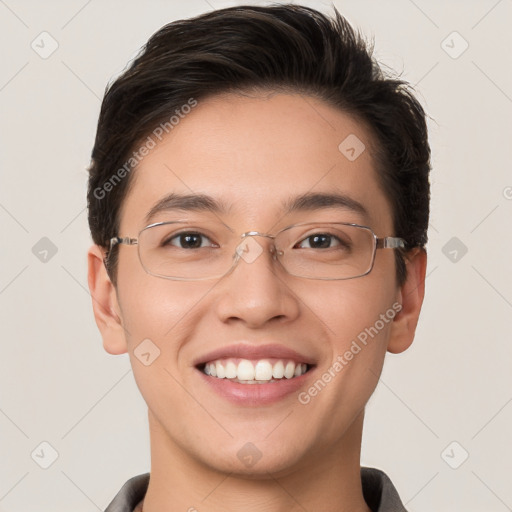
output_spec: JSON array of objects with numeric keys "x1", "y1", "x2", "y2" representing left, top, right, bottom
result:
[
  {"x1": 240, "y1": 230, "x2": 278, "y2": 250},
  {"x1": 240, "y1": 231, "x2": 279, "y2": 246},
  {"x1": 241, "y1": 230, "x2": 274, "y2": 239},
  {"x1": 236, "y1": 230, "x2": 282, "y2": 262}
]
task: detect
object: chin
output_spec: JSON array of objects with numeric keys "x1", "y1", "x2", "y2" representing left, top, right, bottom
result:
[{"x1": 196, "y1": 436, "x2": 309, "y2": 478}]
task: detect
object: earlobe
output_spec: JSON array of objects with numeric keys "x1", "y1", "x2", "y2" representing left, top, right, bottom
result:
[
  {"x1": 87, "y1": 244, "x2": 128, "y2": 355},
  {"x1": 387, "y1": 248, "x2": 427, "y2": 354}
]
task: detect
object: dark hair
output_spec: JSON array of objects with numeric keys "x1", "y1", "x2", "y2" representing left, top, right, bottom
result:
[{"x1": 87, "y1": 4, "x2": 430, "y2": 287}]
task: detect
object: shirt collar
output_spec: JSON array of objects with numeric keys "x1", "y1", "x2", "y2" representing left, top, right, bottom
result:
[{"x1": 104, "y1": 467, "x2": 407, "y2": 512}]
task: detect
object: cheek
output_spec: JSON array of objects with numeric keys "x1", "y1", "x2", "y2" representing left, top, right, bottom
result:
[
  {"x1": 115, "y1": 277, "x2": 201, "y2": 415},
  {"x1": 118, "y1": 279, "x2": 195, "y2": 347},
  {"x1": 301, "y1": 279, "x2": 397, "y2": 402},
  {"x1": 305, "y1": 271, "x2": 398, "y2": 347},
  {"x1": 116, "y1": 260, "x2": 214, "y2": 375},
  {"x1": 116, "y1": 251, "x2": 188, "y2": 341},
  {"x1": 302, "y1": 276, "x2": 397, "y2": 398},
  {"x1": 293, "y1": 280, "x2": 398, "y2": 446}
]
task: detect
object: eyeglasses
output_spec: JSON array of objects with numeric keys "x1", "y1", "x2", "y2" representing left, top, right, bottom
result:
[{"x1": 108, "y1": 220, "x2": 406, "y2": 281}]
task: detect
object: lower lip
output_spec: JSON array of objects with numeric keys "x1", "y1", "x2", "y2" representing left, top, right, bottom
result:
[{"x1": 196, "y1": 367, "x2": 315, "y2": 406}]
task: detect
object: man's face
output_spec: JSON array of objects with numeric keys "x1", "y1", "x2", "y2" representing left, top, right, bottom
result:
[{"x1": 108, "y1": 92, "x2": 405, "y2": 475}]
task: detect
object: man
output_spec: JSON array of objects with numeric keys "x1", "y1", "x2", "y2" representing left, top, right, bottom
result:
[{"x1": 87, "y1": 4, "x2": 430, "y2": 511}]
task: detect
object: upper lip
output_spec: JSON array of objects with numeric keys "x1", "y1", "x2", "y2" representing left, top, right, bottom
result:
[{"x1": 193, "y1": 343, "x2": 317, "y2": 367}]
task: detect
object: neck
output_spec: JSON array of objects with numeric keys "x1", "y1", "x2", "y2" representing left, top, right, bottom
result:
[{"x1": 140, "y1": 409, "x2": 371, "y2": 512}]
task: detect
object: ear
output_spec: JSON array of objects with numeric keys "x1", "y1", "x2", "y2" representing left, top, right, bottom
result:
[
  {"x1": 387, "y1": 248, "x2": 427, "y2": 354},
  {"x1": 87, "y1": 244, "x2": 128, "y2": 355}
]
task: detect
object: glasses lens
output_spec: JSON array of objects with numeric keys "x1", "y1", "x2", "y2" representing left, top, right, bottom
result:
[
  {"x1": 138, "y1": 221, "x2": 234, "y2": 280},
  {"x1": 276, "y1": 223, "x2": 375, "y2": 280}
]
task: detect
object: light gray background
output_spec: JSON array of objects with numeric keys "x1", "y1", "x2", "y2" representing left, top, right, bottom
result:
[{"x1": 1, "y1": 0, "x2": 511, "y2": 510}]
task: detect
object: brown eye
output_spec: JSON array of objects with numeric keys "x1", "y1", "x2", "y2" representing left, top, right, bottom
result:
[
  {"x1": 164, "y1": 232, "x2": 214, "y2": 249},
  {"x1": 295, "y1": 233, "x2": 348, "y2": 250}
]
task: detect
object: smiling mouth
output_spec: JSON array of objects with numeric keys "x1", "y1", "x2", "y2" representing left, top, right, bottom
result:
[{"x1": 197, "y1": 357, "x2": 313, "y2": 384}]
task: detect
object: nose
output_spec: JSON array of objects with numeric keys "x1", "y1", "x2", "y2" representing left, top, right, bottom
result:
[{"x1": 213, "y1": 233, "x2": 300, "y2": 328}]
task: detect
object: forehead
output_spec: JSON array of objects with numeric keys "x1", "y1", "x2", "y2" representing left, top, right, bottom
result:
[{"x1": 119, "y1": 92, "x2": 393, "y2": 233}]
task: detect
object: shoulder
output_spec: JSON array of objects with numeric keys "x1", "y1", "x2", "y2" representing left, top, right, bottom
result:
[
  {"x1": 104, "y1": 473, "x2": 150, "y2": 512},
  {"x1": 361, "y1": 466, "x2": 408, "y2": 512}
]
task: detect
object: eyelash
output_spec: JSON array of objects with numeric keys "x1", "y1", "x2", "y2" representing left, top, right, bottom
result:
[{"x1": 163, "y1": 231, "x2": 217, "y2": 249}]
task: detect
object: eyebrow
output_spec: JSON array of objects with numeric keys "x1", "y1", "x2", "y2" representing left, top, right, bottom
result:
[{"x1": 144, "y1": 191, "x2": 369, "y2": 224}]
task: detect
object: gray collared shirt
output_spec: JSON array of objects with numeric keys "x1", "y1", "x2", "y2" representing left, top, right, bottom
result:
[{"x1": 104, "y1": 467, "x2": 407, "y2": 512}]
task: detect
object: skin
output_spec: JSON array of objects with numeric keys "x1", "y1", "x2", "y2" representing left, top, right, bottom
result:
[{"x1": 88, "y1": 91, "x2": 427, "y2": 512}]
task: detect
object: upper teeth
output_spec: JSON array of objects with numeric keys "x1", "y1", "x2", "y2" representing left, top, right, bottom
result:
[{"x1": 203, "y1": 358, "x2": 308, "y2": 382}]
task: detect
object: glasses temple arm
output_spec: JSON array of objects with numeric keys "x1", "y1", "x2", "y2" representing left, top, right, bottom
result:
[{"x1": 376, "y1": 237, "x2": 406, "y2": 249}]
